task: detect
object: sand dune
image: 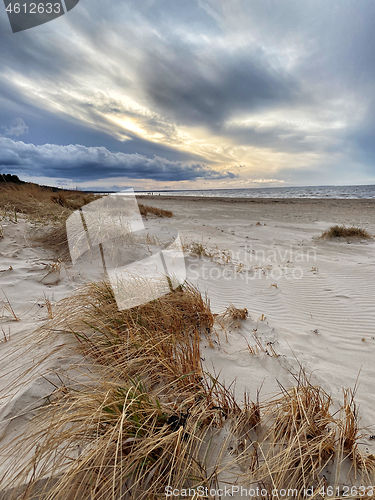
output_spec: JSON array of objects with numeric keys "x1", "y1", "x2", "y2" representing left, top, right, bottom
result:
[
  {"x1": 1, "y1": 197, "x2": 375, "y2": 495},
  {"x1": 137, "y1": 196, "x2": 375, "y2": 443}
]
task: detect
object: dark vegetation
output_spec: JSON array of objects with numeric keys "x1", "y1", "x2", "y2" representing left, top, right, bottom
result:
[
  {"x1": 320, "y1": 225, "x2": 372, "y2": 239},
  {"x1": 138, "y1": 204, "x2": 173, "y2": 218}
]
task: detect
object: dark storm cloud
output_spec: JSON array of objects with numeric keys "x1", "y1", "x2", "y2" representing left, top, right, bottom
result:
[
  {"x1": 141, "y1": 42, "x2": 302, "y2": 129},
  {"x1": 0, "y1": 137, "x2": 237, "y2": 182}
]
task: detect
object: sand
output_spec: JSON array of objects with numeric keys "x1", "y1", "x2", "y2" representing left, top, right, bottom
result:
[
  {"x1": 0, "y1": 217, "x2": 92, "y2": 487},
  {"x1": 137, "y1": 196, "x2": 375, "y2": 440},
  {"x1": 1, "y1": 196, "x2": 375, "y2": 491}
]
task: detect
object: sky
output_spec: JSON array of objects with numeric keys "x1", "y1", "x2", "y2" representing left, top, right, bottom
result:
[{"x1": 1, "y1": 0, "x2": 375, "y2": 191}]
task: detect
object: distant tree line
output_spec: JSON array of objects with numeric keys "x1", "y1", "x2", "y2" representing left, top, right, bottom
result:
[
  {"x1": 0, "y1": 173, "x2": 26, "y2": 184},
  {"x1": 0, "y1": 173, "x2": 91, "y2": 193}
]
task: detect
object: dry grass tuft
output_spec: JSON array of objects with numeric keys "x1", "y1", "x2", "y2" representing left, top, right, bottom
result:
[
  {"x1": 244, "y1": 382, "x2": 336, "y2": 497},
  {"x1": 2, "y1": 292, "x2": 19, "y2": 321},
  {"x1": 320, "y1": 225, "x2": 372, "y2": 239},
  {"x1": 217, "y1": 304, "x2": 248, "y2": 333},
  {"x1": 4, "y1": 376, "x2": 241, "y2": 500},
  {"x1": 222, "y1": 304, "x2": 248, "y2": 321},
  {"x1": 52, "y1": 281, "x2": 215, "y2": 391},
  {"x1": 337, "y1": 388, "x2": 375, "y2": 475},
  {"x1": 234, "y1": 372, "x2": 375, "y2": 496},
  {"x1": 186, "y1": 241, "x2": 213, "y2": 258},
  {"x1": 138, "y1": 204, "x2": 173, "y2": 218},
  {"x1": 44, "y1": 295, "x2": 54, "y2": 320},
  {"x1": 340, "y1": 389, "x2": 359, "y2": 457}
]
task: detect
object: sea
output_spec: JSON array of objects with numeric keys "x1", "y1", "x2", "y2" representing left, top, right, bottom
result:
[{"x1": 136, "y1": 185, "x2": 375, "y2": 199}]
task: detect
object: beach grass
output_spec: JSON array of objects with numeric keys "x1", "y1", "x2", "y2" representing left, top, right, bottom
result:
[
  {"x1": 0, "y1": 183, "x2": 98, "y2": 261},
  {"x1": 185, "y1": 241, "x2": 213, "y2": 258},
  {"x1": 320, "y1": 225, "x2": 371, "y2": 239},
  {"x1": 53, "y1": 280, "x2": 215, "y2": 390},
  {"x1": 221, "y1": 304, "x2": 248, "y2": 321},
  {"x1": 2, "y1": 282, "x2": 375, "y2": 499},
  {"x1": 0, "y1": 182, "x2": 96, "y2": 224},
  {"x1": 0, "y1": 182, "x2": 174, "y2": 260},
  {"x1": 138, "y1": 204, "x2": 173, "y2": 218},
  {"x1": 0, "y1": 183, "x2": 173, "y2": 223},
  {"x1": 0, "y1": 282, "x2": 242, "y2": 499}
]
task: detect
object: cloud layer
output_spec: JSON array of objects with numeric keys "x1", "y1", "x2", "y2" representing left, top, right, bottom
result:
[{"x1": 0, "y1": 137, "x2": 236, "y2": 182}]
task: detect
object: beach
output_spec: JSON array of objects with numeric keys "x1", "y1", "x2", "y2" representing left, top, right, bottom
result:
[
  {"x1": 136, "y1": 195, "x2": 375, "y2": 430},
  {"x1": 1, "y1": 194, "x2": 375, "y2": 497}
]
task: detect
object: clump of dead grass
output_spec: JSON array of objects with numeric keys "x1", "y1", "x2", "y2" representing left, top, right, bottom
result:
[
  {"x1": 4, "y1": 376, "x2": 242, "y2": 500},
  {"x1": 217, "y1": 304, "x2": 248, "y2": 332},
  {"x1": 52, "y1": 281, "x2": 215, "y2": 391},
  {"x1": 241, "y1": 381, "x2": 336, "y2": 496},
  {"x1": 221, "y1": 304, "x2": 248, "y2": 321},
  {"x1": 235, "y1": 371, "x2": 375, "y2": 497},
  {"x1": 185, "y1": 241, "x2": 213, "y2": 258},
  {"x1": 320, "y1": 225, "x2": 372, "y2": 239},
  {"x1": 138, "y1": 204, "x2": 173, "y2": 218},
  {"x1": 337, "y1": 388, "x2": 375, "y2": 476}
]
